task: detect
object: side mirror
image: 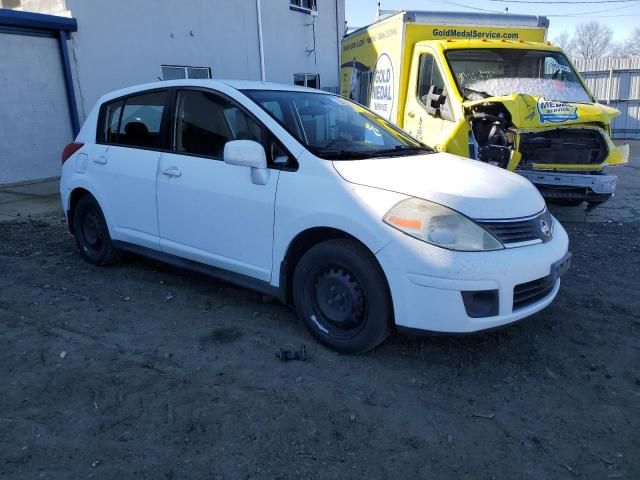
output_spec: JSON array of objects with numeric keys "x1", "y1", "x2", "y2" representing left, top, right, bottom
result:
[
  {"x1": 223, "y1": 140, "x2": 269, "y2": 185},
  {"x1": 424, "y1": 85, "x2": 447, "y2": 118}
]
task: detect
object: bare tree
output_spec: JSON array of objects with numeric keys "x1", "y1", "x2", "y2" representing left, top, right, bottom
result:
[
  {"x1": 571, "y1": 21, "x2": 614, "y2": 60},
  {"x1": 623, "y1": 27, "x2": 640, "y2": 56},
  {"x1": 554, "y1": 31, "x2": 575, "y2": 57}
]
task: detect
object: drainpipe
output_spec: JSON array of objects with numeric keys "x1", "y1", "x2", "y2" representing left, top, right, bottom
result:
[
  {"x1": 336, "y1": 0, "x2": 341, "y2": 88},
  {"x1": 256, "y1": 0, "x2": 266, "y2": 81}
]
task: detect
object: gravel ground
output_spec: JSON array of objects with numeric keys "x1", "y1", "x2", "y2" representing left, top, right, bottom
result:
[{"x1": 0, "y1": 215, "x2": 638, "y2": 479}]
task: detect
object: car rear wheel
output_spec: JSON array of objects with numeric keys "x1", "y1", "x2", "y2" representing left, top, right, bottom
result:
[
  {"x1": 292, "y1": 239, "x2": 392, "y2": 354},
  {"x1": 72, "y1": 195, "x2": 121, "y2": 266}
]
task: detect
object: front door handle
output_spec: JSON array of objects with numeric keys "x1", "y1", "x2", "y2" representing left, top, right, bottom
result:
[
  {"x1": 162, "y1": 166, "x2": 182, "y2": 177},
  {"x1": 407, "y1": 111, "x2": 415, "y2": 118}
]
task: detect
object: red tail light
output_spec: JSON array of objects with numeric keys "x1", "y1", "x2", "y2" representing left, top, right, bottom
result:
[{"x1": 61, "y1": 142, "x2": 84, "y2": 164}]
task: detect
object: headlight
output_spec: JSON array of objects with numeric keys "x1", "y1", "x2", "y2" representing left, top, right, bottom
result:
[{"x1": 383, "y1": 198, "x2": 504, "y2": 251}]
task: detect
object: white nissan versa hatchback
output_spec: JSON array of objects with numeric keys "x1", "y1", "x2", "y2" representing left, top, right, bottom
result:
[{"x1": 60, "y1": 80, "x2": 571, "y2": 353}]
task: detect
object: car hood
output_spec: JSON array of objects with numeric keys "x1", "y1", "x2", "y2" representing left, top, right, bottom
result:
[
  {"x1": 463, "y1": 93, "x2": 620, "y2": 129},
  {"x1": 332, "y1": 153, "x2": 546, "y2": 220}
]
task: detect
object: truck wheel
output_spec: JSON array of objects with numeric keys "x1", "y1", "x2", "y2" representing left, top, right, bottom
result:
[
  {"x1": 72, "y1": 195, "x2": 121, "y2": 266},
  {"x1": 292, "y1": 239, "x2": 392, "y2": 354}
]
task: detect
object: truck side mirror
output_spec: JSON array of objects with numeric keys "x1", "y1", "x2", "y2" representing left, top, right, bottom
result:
[{"x1": 424, "y1": 85, "x2": 447, "y2": 118}]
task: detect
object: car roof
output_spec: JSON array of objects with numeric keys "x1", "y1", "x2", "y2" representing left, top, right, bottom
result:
[{"x1": 98, "y1": 79, "x2": 330, "y2": 104}]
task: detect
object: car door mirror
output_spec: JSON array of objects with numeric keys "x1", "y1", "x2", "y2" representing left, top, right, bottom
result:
[
  {"x1": 424, "y1": 85, "x2": 447, "y2": 118},
  {"x1": 223, "y1": 140, "x2": 269, "y2": 185}
]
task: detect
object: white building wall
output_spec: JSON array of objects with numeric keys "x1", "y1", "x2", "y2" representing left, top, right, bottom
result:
[
  {"x1": 63, "y1": 0, "x2": 344, "y2": 119},
  {"x1": 0, "y1": 33, "x2": 73, "y2": 184}
]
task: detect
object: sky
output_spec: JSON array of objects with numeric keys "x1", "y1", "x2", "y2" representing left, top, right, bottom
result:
[{"x1": 345, "y1": 0, "x2": 640, "y2": 42}]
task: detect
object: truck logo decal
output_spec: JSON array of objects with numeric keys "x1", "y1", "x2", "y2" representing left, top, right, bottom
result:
[
  {"x1": 370, "y1": 53, "x2": 394, "y2": 121},
  {"x1": 536, "y1": 97, "x2": 578, "y2": 123}
]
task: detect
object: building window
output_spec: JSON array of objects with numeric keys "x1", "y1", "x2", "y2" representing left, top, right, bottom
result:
[
  {"x1": 289, "y1": 0, "x2": 317, "y2": 13},
  {"x1": 161, "y1": 65, "x2": 211, "y2": 81},
  {"x1": 294, "y1": 73, "x2": 320, "y2": 89},
  {"x1": 0, "y1": 0, "x2": 22, "y2": 9}
]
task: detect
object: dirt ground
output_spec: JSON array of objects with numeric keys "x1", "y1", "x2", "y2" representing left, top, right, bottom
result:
[{"x1": 0, "y1": 210, "x2": 638, "y2": 479}]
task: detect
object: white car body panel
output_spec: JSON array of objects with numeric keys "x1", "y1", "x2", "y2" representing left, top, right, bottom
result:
[
  {"x1": 60, "y1": 79, "x2": 571, "y2": 336},
  {"x1": 157, "y1": 151, "x2": 280, "y2": 281},
  {"x1": 332, "y1": 153, "x2": 546, "y2": 220}
]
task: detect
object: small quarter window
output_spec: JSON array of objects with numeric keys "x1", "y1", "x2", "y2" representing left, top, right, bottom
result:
[{"x1": 99, "y1": 99, "x2": 124, "y2": 144}]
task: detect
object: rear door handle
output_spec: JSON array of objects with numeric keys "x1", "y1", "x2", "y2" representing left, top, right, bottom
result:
[
  {"x1": 162, "y1": 166, "x2": 182, "y2": 177},
  {"x1": 94, "y1": 155, "x2": 107, "y2": 165}
]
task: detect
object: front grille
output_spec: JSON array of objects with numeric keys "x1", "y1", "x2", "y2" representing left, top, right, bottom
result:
[
  {"x1": 519, "y1": 128, "x2": 607, "y2": 166},
  {"x1": 513, "y1": 275, "x2": 556, "y2": 310},
  {"x1": 478, "y1": 209, "x2": 553, "y2": 247}
]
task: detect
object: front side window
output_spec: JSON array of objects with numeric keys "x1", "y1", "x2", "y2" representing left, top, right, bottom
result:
[
  {"x1": 417, "y1": 54, "x2": 446, "y2": 103},
  {"x1": 173, "y1": 90, "x2": 264, "y2": 158},
  {"x1": 243, "y1": 90, "x2": 430, "y2": 160},
  {"x1": 445, "y1": 48, "x2": 591, "y2": 103}
]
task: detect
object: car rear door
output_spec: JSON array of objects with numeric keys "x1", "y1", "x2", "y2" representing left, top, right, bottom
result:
[
  {"x1": 95, "y1": 90, "x2": 169, "y2": 250},
  {"x1": 156, "y1": 88, "x2": 281, "y2": 282}
]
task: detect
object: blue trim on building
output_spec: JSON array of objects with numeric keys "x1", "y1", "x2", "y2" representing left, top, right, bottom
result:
[
  {"x1": 0, "y1": 8, "x2": 76, "y2": 32},
  {"x1": 0, "y1": 8, "x2": 79, "y2": 135}
]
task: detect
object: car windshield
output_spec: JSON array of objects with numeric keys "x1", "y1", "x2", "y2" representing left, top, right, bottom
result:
[
  {"x1": 445, "y1": 48, "x2": 592, "y2": 103},
  {"x1": 241, "y1": 90, "x2": 431, "y2": 159}
]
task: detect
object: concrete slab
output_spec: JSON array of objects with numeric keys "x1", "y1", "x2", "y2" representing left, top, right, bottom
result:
[{"x1": 0, "y1": 178, "x2": 61, "y2": 221}]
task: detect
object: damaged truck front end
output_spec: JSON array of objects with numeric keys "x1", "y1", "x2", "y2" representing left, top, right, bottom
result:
[
  {"x1": 446, "y1": 46, "x2": 629, "y2": 207},
  {"x1": 465, "y1": 95, "x2": 628, "y2": 206}
]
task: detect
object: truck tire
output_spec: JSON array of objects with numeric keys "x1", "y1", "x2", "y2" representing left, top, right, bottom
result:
[{"x1": 292, "y1": 239, "x2": 392, "y2": 354}]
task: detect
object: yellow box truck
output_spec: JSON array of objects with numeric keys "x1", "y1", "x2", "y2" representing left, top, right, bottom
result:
[{"x1": 340, "y1": 10, "x2": 629, "y2": 206}]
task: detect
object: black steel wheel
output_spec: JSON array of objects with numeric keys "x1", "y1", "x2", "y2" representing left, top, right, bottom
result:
[
  {"x1": 72, "y1": 195, "x2": 121, "y2": 266},
  {"x1": 292, "y1": 239, "x2": 392, "y2": 353}
]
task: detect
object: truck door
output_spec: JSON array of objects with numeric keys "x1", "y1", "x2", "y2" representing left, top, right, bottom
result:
[{"x1": 404, "y1": 50, "x2": 456, "y2": 151}]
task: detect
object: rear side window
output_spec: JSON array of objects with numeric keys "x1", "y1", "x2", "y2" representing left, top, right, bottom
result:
[
  {"x1": 173, "y1": 90, "x2": 264, "y2": 158},
  {"x1": 98, "y1": 90, "x2": 168, "y2": 149}
]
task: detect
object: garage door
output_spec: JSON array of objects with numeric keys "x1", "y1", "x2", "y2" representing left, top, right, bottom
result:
[{"x1": 0, "y1": 33, "x2": 74, "y2": 185}]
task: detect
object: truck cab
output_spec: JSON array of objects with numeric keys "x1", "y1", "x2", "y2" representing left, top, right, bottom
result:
[{"x1": 341, "y1": 11, "x2": 629, "y2": 206}]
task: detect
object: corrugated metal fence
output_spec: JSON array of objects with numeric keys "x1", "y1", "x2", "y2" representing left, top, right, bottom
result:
[{"x1": 575, "y1": 57, "x2": 640, "y2": 139}]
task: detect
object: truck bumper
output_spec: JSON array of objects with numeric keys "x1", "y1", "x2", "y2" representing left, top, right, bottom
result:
[{"x1": 516, "y1": 170, "x2": 618, "y2": 203}]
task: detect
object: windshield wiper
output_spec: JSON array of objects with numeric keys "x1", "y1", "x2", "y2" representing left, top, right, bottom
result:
[
  {"x1": 369, "y1": 145, "x2": 434, "y2": 157},
  {"x1": 462, "y1": 87, "x2": 492, "y2": 99},
  {"x1": 318, "y1": 150, "x2": 373, "y2": 160}
]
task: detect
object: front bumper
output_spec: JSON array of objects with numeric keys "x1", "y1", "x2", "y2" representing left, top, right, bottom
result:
[{"x1": 376, "y1": 219, "x2": 570, "y2": 333}]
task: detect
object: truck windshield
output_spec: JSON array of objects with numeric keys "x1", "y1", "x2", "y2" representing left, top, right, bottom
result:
[
  {"x1": 445, "y1": 48, "x2": 592, "y2": 104},
  {"x1": 241, "y1": 90, "x2": 430, "y2": 160}
]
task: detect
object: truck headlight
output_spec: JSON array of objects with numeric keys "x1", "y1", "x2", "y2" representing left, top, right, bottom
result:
[{"x1": 383, "y1": 198, "x2": 504, "y2": 251}]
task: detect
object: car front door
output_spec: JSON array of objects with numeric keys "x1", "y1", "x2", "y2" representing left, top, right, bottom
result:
[
  {"x1": 156, "y1": 89, "x2": 280, "y2": 282},
  {"x1": 404, "y1": 50, "x2": 455, "y2": 150},
  {"x1": 95, "y1": 90, "x2": 169, "y2": 250}
]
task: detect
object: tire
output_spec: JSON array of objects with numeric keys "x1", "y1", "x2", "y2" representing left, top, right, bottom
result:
[
  {"x1": 72, "y1": 195, "x2": 121, "y2": 266},
  {"x1": 547, "y1": 198, "x2": 584, "y2": 207},
  {"x1": 292, "y1": 239, "x2": 392, "y2": 354}
]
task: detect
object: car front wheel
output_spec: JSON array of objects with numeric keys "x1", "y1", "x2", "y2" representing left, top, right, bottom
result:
[{"x1": 292, "y1": 239, "x2": 392, "y2": 354}]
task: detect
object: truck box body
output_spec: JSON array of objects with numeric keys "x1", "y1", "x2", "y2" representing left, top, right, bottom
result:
[
  {"x1": 340, "y1": 11, "x2": 628, "y2": 206},
  {"x1": 341, "y1": 11, "x2": 547, "y2": 122}
]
